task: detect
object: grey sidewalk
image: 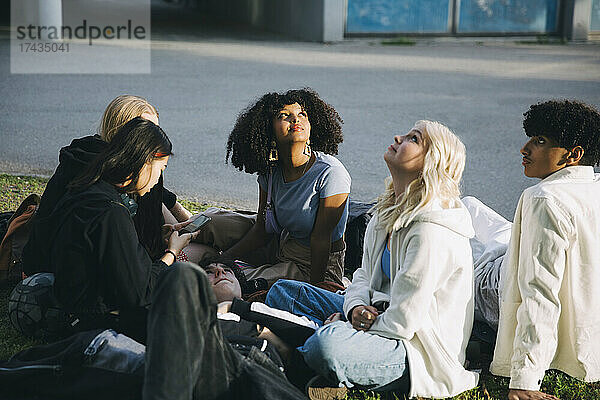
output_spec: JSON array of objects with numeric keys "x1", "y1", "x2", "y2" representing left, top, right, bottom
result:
[{"x1": 1, "y1": 5, "x2": 599, "y2": 219}]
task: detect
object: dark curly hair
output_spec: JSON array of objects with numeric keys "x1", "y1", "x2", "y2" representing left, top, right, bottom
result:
[
  {"x1": 226, "y1": 88, "x2": 344, "y2": 175},
  {"x1": 523, "y1": 100, "x2": 600, "y2": 166}
]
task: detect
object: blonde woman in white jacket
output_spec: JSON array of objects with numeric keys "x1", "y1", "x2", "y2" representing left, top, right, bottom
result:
[{"x1": 266, "y1": 120, "x2": 479, "y2": 398}]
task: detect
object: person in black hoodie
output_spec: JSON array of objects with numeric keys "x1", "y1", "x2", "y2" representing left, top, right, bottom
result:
[
  {"x1": 11, "y1": 118, "x2": 307, "y2": 399},
  {"x1": 23, "y1": 95, "x2": 195, "y2": 275},
  {"x1": 34, "y1": 117, "x2": 194, "y2": 343}
]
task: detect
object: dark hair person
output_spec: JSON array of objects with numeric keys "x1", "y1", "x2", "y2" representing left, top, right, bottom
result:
[
  {"x1": 200, "y1": 88, "x2": 351, "y2": 286},
  {"x1": 521, "y1": 99, "x2": 600, "y2": 171},
  {"x1": 70, "y1": 118, "x2": 171, "y2": 192},
  {"x1": 489, "y1": 100, "x2": 600, "y2": 400},
  {"x1": 23, "y1": 95, "x2": 195, "y2": 275},
  {"x1": 32, "y1": 118, "x2": 194, "y2": 342}
]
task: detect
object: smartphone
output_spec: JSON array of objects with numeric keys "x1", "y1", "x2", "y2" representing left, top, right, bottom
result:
[{"x1": 179, "y1": 214, "x2": 211, "y2": 234}]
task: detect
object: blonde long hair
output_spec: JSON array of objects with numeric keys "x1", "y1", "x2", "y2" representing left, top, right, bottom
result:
[
  {"x1": 374, "y1": 120, "x2": 466, "y2": 232},
  {"x1": 99, "y1": 95, "x2": 158, "y2": 142}
]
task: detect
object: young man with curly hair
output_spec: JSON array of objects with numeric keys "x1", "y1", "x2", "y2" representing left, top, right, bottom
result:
[{"x1": 490, "y1": 100, "x2": 600, "y2": 400}]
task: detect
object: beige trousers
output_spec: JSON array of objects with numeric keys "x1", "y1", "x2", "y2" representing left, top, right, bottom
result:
[{"x1": 195, "y1": 207, "x2": 345, "y2": 286}]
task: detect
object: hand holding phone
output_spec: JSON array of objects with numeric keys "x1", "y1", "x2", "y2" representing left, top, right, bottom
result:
[{"x1": 179, "y1": 214, "x2": 211, "y2": 234}]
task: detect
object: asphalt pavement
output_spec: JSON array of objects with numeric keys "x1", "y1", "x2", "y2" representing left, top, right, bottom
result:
[{"x1": 1, "y1": 4, "x2": 599, "y2": 219}]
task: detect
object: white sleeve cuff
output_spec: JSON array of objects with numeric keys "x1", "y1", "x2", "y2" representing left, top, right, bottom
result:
[{"x1": 509, "y1": 370, "x2": 545, "y2": 391}]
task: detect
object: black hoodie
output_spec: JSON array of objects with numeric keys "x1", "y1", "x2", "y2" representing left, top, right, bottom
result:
[
  {"x1": 35, "y1": 135, "x2": 107, "y2": 220},
  {"x1": 23, "y1": 135, "x2": 177, "y2": 274},
  {"x1": 34, "y1": 135, "x2": 177, "y2": 220},
  {"x1": 37, "y1": 180, "x2": 166, "y2": 341}
]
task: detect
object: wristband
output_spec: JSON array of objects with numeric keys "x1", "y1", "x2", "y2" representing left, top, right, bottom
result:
[{"x1": 165, "y1": 249, "x2": 177, "y2": 259}]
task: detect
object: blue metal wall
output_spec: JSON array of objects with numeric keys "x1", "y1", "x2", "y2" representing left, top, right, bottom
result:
[
  {"x1": 592, "y1": 0, "x2": 600, "y2": 31},
  {"x1": 457, "y1": 0, "x2": 558, "y2": 33},
  {"x1": 346, "y1": 0, "x2": 560, "y2": 34},
  {"x1": 346, "y1": 0, "x2": 450, "y2": 33}
]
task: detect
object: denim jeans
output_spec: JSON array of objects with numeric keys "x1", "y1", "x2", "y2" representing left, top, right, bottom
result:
[
  {"x1": 265, "y1": 279, "x2": 345, "y2": 326},
  {"x1": 267, "y1": 280, "x2": 409, "y2": 393},
  {"x1": 85, "y1": 329, "x2": 146, "y2": 377},
  {"x1": 299, "y1": 321, "x2": 410, "y2": 392},
  {"x1": 142, "y1": 262, "x2": 305, "y2": 400}
]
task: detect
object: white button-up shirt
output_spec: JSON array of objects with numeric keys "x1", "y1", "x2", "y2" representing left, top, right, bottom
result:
[{"x1": 491, "y1": 166, "x2": 600, "y2": 390}]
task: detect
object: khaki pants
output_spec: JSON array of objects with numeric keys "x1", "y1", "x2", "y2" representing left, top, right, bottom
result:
[{"x1": 196, "y1": 208, "x2": 345, "y2": 286}]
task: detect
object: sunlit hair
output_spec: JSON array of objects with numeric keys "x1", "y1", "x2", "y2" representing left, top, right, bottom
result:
[
  {"x1": 99, "y1": 95, "x2": 158, "y2": 142},
  {"x1": 374, "y1": 120, "x2": 466, "y2": 232},
  {"x1": 523, "y1": 99, "x2": 600, "y2": 166},
  {"x1": 70, "y1": 117, "x2": 172, "y2": 194},
  {"x1": 226, "y1": 88, "x2": 343, "y2": 175}
]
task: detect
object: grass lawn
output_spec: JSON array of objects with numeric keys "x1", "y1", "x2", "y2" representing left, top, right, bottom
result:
[{"x1": 1, "y1": 173, "x2": 598, "y2": 400}]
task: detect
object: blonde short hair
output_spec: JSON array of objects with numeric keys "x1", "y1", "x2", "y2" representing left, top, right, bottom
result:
[
  {"x1": 99, "y1": 95, "x2": 158, "y2": 142},
  {"x1": 374, "y1": 120, "x2": 466, "y2": 232}
]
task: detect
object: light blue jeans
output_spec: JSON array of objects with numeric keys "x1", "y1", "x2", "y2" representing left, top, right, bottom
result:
[
  {"x1": 300, "y1": 321, "x2": 409, "y2": 391},
  {"x1": 266, "y1": 280, "x2": 409, "y2": 392},
  {"x1": 266, "y1": 279, "x2": 345, "y2": 326}
]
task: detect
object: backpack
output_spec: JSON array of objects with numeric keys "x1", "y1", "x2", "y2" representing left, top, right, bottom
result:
[
  {"x1": 343, "y1": 200, "x2": 375, "y2": 278},
  {"x1": 0, "y1": 194, "x2": 40, "y2": 283}
]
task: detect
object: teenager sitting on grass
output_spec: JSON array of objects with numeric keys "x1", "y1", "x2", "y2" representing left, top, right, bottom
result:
[
  {"x1": 20, "y1": 118, "x2": 194, "y2": 343},
  {"x1": 192, "y1": 88, "x2": 350, "y2": 287},
  {"x1": 490, "y1": 100, "x2": 600, "y2": 400},
  {"x1": 266, "y1": 120, "x2": 479, "y2": 399},
  {"x1": 23, "y1": 95, "x2": 200, "y2": 274}
]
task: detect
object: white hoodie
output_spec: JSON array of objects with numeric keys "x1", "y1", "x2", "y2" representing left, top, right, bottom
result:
[{"x1": 343, "y1": 201, "x2": 479, "y2": 399}]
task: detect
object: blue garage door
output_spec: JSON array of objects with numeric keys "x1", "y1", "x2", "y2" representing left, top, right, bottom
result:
[
  {"x1": 592, "y1": 0, "x2": 600, "y2": 32},
  {"x1": 457, "y1": 0, "x2": 559, "y2": 33},
  {"x1": 346, "y1": 0, "x2": 451, "y2": 33},
  {"x1": 346, "y1": 0, "x2": 559, "y2": 34}
]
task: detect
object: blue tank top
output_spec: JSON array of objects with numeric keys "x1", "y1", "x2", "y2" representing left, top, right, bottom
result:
[{"x1": 381, "y1": 237, "x2": 391, "y2": 279}]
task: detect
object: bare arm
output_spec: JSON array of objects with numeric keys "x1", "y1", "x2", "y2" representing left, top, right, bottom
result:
[
  {"x1": 223, "y1": 188, "x2": 272, "y2": 260},
  {"x1": 159, "y1": 229, "x2": 194, "y2": 266},
  {"x1": 162, "y1": 202, "x2": 192, "y2": 225},
  {"x1": 169, "y1": 201, "x2": 193, "y2": 222},
  {"x1": 258, "y1": 326, "x2": 292, "y2": 361},
  {"x1": 309, "y1": 193, "x2": 349, "y2": 283}
]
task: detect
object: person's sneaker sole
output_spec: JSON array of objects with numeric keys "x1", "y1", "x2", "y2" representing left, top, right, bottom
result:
[{"x1": 307, "y1": 385, "x2": 348, "y2": 400}]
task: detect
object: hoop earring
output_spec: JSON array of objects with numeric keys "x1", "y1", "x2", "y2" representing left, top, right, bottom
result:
[
  {"x1": 303, "y1": 139, "x2": 311, "y2": 157},
  {"x1": 269, "y1": 140, "x2": 279, "y2": 161}
]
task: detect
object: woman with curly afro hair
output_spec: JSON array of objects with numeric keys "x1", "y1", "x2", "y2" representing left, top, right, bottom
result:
[{"x1": 195, "y1": 88, "x2": 351, "y2": 287}]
